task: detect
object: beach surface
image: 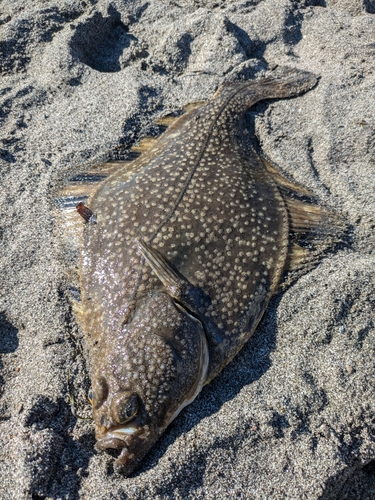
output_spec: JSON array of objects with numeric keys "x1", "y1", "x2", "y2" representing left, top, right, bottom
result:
[{"x1": 0, "y1": 0, "x2": 375, "y2": 498}]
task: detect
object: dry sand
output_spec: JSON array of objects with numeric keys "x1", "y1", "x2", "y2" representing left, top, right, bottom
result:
[{"x1": 1, "y1": 0, "x2": 375, "y2": 498}]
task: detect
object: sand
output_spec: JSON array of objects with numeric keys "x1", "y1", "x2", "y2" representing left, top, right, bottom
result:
[{"x1": 0, "y1": 0, "x2": 374, "y2": 498}]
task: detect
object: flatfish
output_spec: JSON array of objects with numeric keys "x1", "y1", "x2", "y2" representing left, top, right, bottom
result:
[{"x1": 57, "y1": 68, "x2": 342, "y2": 475}]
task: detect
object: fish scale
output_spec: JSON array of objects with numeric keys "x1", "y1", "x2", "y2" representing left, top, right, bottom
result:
[{"x1": 58, "y1": 67, "x2": 344, "y2": 474}]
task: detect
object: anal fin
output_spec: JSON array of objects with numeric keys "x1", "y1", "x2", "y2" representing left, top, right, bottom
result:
[
  {"x1": 285, "y1": 243, "x2": 310, "y2": 272},
  {"x1": 262, "y1": 156, "x2": 312, "y2": 196},
  {"x1": 262, "y1": 157, "x2": 348, "y2": 285},
  {"x1": 281, "y1": 191, "x2": 347, "y2": 285}
]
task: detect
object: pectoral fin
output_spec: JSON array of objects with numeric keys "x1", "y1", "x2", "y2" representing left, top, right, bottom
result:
[
  {"x1": 137, "y1": 239, "x2": 211, "y2": 316},
  {"x1": 137, "y1": 239, "x2": 185, "y2": 299}
]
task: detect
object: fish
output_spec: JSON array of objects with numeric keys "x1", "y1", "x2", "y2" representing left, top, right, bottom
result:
[{"x1": 57, "y1": 67, "x2": 343, "y2": 475}]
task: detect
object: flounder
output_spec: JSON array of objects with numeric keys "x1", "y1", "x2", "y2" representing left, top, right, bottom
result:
[{"x1": 58, "y1": 68, "x2": 344, "y2": 475}]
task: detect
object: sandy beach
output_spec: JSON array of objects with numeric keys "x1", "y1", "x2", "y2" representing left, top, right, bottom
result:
[{"x1": 0, "y1": 0, "x2": 375, "y2": 498}]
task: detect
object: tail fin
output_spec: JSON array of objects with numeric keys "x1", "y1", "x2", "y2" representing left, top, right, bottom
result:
[{"x1": 213, "y1": 67, "x2": 318, "y2": 109}]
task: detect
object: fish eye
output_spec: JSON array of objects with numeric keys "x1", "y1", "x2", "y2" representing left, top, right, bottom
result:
[
  {"x1": 112, "y1": 392, "x2": 139, "y2": 425},
  {"x1": 88, "y1": 388, "x2": 94, "y2": 404}
]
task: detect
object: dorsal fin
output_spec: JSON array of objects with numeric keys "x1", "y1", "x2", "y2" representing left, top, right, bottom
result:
[
  {"x1": 56, "y1": 97, "x2": 206, "y2": 215},
  {"x1": 130, "y1": 137, "x2": 158, "y2": 153},
  {"x1": 156, "y1": 101, "x2": 205, "y2": 127},
  {"x1": 183, "y1": 101, "x2": 206, "y2": 112},
  {"x1": 156, "y1": 115, "x2": 179, "y2": 127}
]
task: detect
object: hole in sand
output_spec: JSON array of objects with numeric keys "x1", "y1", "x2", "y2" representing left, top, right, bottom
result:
[{"x1": 69, "y1": 7, "x2": 139, "y2": 73}]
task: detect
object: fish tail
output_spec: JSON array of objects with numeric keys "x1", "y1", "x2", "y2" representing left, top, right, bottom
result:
[
  {"x1": 256, "y1": 67, "x2": 319, "y2": 100},
  {"x1": 214, "y1": 67, "x2": 318, "y2": 110}
]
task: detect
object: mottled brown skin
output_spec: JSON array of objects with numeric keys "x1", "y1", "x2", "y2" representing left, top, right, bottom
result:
[{"x1": 79, "y1": 69, "x2": 317, "y2": 474}]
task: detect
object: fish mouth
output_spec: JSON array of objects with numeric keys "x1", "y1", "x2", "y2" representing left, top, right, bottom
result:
[
  {"x1": 97, "y1": 434, "x2": 134, "y2": 467},
  {"x1": 97, "y1": 424, "x2": 138, "y2": 451},
  {"x1": 96, "y1": 424, "x2": 151, "y2": 471}
]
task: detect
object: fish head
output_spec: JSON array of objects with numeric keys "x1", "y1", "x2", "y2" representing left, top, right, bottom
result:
[{"x1": 89, "y1": 291, "x2": 209, "y2": 475}]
